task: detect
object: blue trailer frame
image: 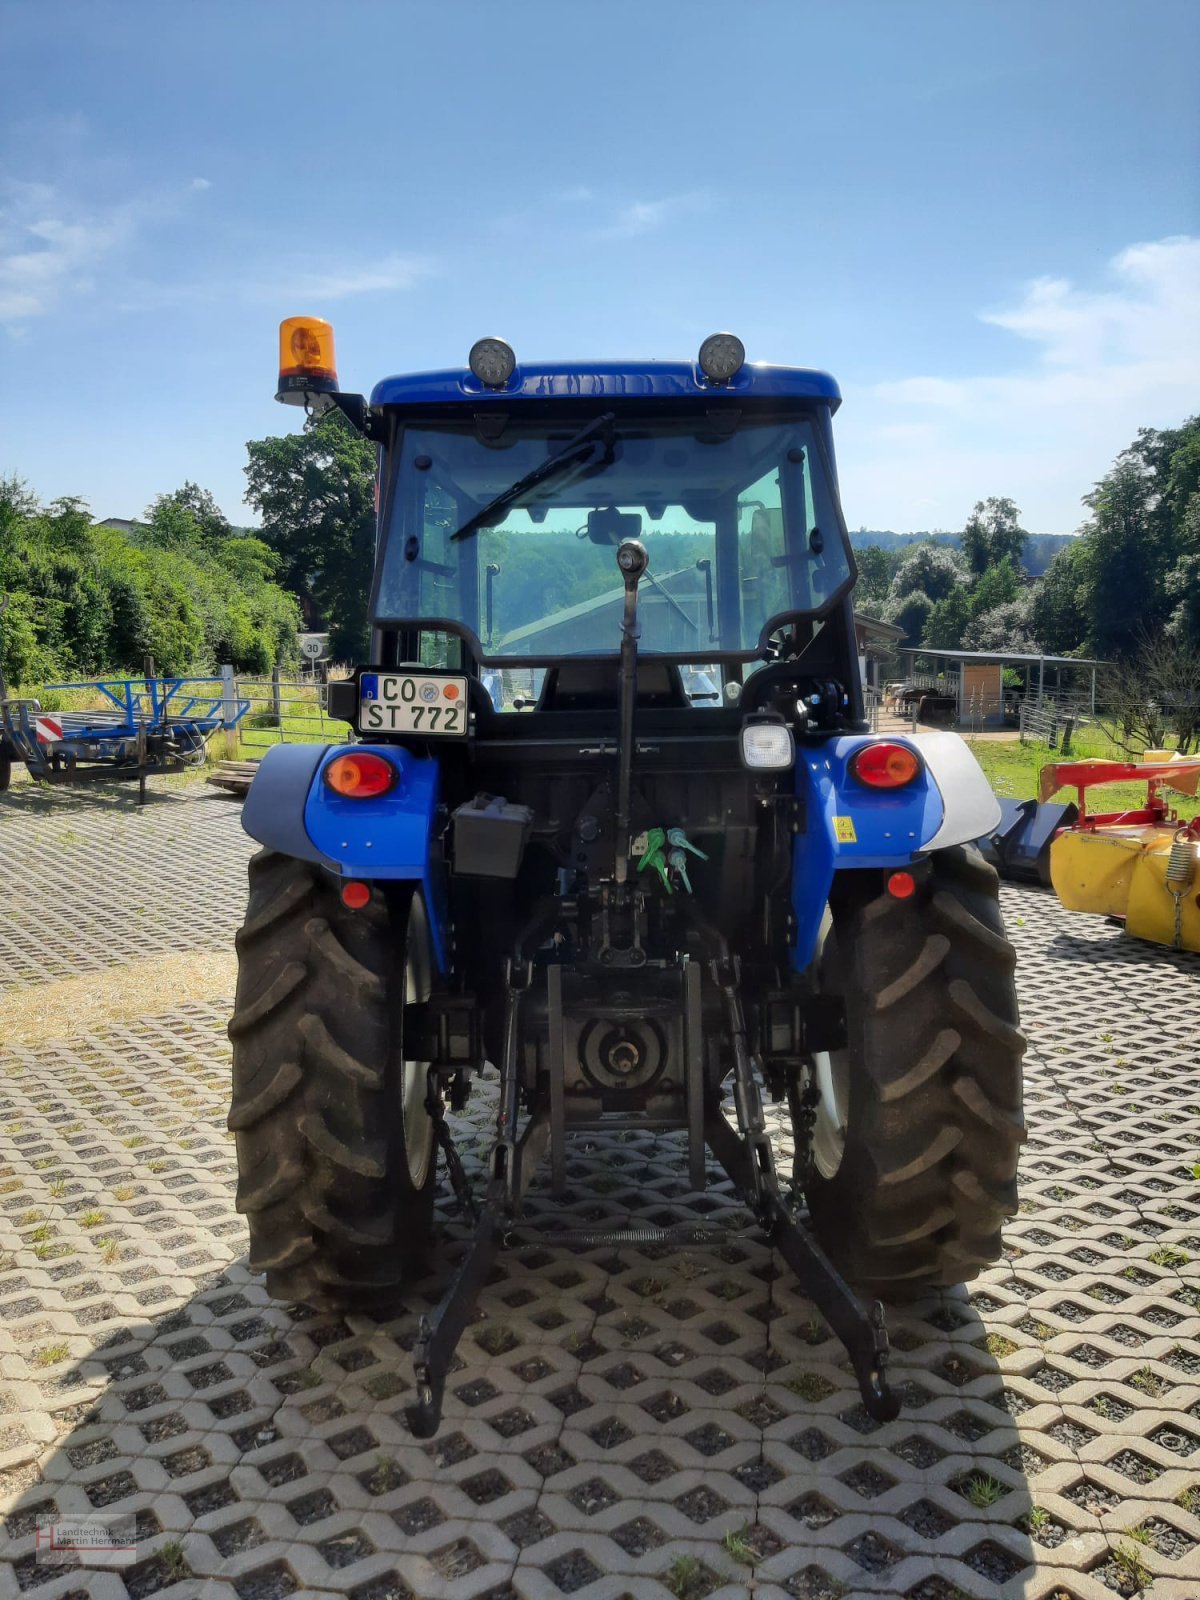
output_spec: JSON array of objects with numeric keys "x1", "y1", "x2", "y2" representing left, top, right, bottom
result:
[{"x1": 0, "y1": 674, "x2": 250, "y2": 802}]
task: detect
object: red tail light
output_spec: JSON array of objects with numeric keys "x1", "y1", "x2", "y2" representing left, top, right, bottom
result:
[
  {"x1": 850, "y1": 741, "x2": 921, "y2": 789},
  {"x1": 324, "y1": 752, "x2": 396, "y2": 798}
]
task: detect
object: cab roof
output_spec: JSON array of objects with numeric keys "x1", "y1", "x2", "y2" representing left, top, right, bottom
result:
[{"x1": 370, "y1": 360, "x2": 841, "y2": 411}]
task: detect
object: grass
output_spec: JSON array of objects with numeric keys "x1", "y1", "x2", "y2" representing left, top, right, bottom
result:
[
  {"x1": 95, "y1": 1237, "x2": 120, "y2": 1264},
  {"x1": 111, "y1": 1184, "x2": 136, "y2": 1202},
  {"x1": 1026, "y1": 1506, "x2": 1050, "y2": 1534},
  {"x1": 366, "y1": 1454, "x2": 407, "y2": 1492},
  {"x1": 1110, "y1": 1540, "x2": 1153, "y2": 1592},
  {"x1": 79, "y1": 1209, "x2": 106, "y2": 1229},
  {"x1": 47, "y1": 1179, "x2": 66, "y2": 1198},
  {"x1": 965, "y1": 728, "x2": 1200, "y2": 819},
  {"x1": 722, "y1": 1526, "x2": 756, "y2": 1566},
  {"x1": 1177, "y1": 1485, "x2": 1200, "y2": 1514},
  {"x1": 980, "y1": 1333, "x2": 1018, "y2": 1358},
  {"x1": 33, "y1": 1342, "x2": 71, "y2": 1367},
  {"x1": 156, "y1": 1539, "x2": 190, "y2": 1584},
  {"x1": 785, "y1": 1372, "x2": 835, "y2": 1402},
  {"x1": 1149, "y1": 1246, "x2": 1189, "y2": 1269},
  {"x1": 961, "y1": 1472, "x2": 1006, "y2": 1509},
  {"x1": 121, "y1": 1135, "x2": 148, "y2": 1149},
  {"x1": 664, "y1": 1556, "x2": 713, "y2": 1600},
  {"x1": 1129, "y1": 1366, "x2": 1168, "y2": 1397}
]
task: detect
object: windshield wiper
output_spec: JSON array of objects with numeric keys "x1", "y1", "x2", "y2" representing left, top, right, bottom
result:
[
  {"x1": 450, "y1": 412, "x2": 616, "y2": 542},
  {"x1": 642, "y1": 566, "x2": 698, "y2": 632}
]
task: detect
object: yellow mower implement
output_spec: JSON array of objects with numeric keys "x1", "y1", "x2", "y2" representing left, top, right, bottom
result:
[{"x1": 1039, "y1": 756, "x2": 1200, "y2": 952}]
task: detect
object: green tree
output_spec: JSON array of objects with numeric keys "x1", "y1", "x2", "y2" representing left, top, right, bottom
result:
[
  {"x1": 1031, "y1": 539, "x2": 1088, "y2": 654},
  {"x1": 961, "y1": 497, "x2": 1028, "y2": 577},
  {"x1": 968, "y1": 555, "x2": 1020, "y2": 620},
  {"x1": 244, "y1": 411, "x2": 376, "y2": 660},
  {"x1": 1162, "y1": 424, "x2": 1200, "y2": 645},
  {"x1": 888, "y1": 542, "x2": 969, "y2": 605},
  {"x1": 1077, "y1": 457, "x2": 1164, "y2": 659},
  {"x1": 146, "y1": 482, "x2": 233, "y2": 546},
  {"x1": 853, "y1": 545, "x2": 902, "y2": 610},
  {"x1": 922, "y1": 586, "x2": 971, "y2": 649},
  {"x1": 1, "y1": 475, "x2": 300, "y2": 686},
  {"x1": 887, "y1": 590, "x2": 934, "y2": 650},
  {"x1": 963, "y1": 593, "x2": 1037, "y2": 653}
]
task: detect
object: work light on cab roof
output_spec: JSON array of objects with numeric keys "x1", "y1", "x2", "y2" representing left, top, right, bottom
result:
[
  {"x1": 468, "y1": 337, "x2": 517, "y2": 388},
  {"x1": 276, "y1": 315, "x2": 339, "y2": 405},
  {"x1": 697, "y1": 331, "x2": 745, "y2": 384}
]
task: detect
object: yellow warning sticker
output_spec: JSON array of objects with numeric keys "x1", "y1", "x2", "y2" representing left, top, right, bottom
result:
[{"x1": 834, "y1": 816, "x2": 858, "y2": 843}]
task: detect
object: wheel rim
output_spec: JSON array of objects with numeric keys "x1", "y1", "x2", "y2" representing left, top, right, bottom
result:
[
  {"x1": 810, "y1": 911, "x2": 850, "y2": 1180},
  {"x1": 810, "y1": 1047, "x2": 849, "y2": 1179},
  {"x1": 400, "y1": 895, "x2": 434, "y2": 1188}
]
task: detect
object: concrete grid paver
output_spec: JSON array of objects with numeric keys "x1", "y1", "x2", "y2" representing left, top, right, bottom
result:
[{"x1": 0, "y1": 787, "x2": 1196, "y2": 1599}]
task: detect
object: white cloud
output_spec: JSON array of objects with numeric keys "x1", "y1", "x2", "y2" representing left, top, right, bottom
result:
[
  {"x1": 0, "y1": 180, "x2": 131, "y2": 321},
  {"x1": 119, "y1": 251, "x2": 435, "y2": 312},
  {"x1": 598, "y1": 192, "x2": 708, "y2": 240},
  {"x1": 277, "y1": 253, "x2": 431, "y2": 302},
  {"x1": 0, "y1": 175, "x2": 209, "y2": 325},
  {"x1": 190, "y1": 177, "x2": 212, "y2": 191},
  {"x1": 843, "y1": 236, "x2": 1200, "y2": 533}
]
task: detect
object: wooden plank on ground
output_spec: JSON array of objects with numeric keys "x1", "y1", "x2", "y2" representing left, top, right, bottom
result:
[{"x1": 206, "y1": 759, "x2": 260, "y2": 796}]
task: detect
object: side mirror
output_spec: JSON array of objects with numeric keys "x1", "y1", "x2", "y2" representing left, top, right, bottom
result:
[{"x1": 588, "y1": 507, "x2": 642, "y2": 546}]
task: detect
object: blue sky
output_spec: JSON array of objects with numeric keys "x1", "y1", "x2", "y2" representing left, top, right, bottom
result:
[{"x1": 1, "y1": 0, "x2": 1197, "y2": 535}]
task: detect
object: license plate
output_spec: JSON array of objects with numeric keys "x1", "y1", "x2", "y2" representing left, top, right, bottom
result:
[{"x1": 358, "y1": 673, "x2": 469, "y2": 736}]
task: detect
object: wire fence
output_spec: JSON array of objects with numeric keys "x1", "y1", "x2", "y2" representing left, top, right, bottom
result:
[
  {"x1": 226, "y1": 668, "x2": 334, "y2": 752},
  {"x1": 1019, "y1": 697, "x2": 1095, "y2": 751}
]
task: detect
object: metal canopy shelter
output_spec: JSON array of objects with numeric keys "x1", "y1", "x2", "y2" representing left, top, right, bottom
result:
[{"x1": 899, "y1": 647, "x2": 1105, "y2": 715}]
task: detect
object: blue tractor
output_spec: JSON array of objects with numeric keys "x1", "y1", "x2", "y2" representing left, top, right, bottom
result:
[{"x1": 229, "y1": 323, "x2": 1024, "y2": 1434}]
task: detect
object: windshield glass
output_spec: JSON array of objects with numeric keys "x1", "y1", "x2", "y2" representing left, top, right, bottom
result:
[{"x1": 374, "y1": 410, "x2": 854, "y2": 661}]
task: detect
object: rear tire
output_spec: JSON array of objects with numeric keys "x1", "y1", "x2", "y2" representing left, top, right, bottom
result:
[
  {"x1": 228, "y1": 849, "x2": 437, "y2": 1311},
  {"x1": 805, "y1": 844, "x2": 1025, "y2": 1293}
]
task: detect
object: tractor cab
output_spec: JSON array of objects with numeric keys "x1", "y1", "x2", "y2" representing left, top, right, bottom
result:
[{"x1": 363, "y1": 352, "x2": 862, "y2": 738}]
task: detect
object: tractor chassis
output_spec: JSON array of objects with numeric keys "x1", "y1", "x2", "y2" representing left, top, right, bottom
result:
[{"x1": 405, "y1": 929, "x2": 901, "y2": 1439}]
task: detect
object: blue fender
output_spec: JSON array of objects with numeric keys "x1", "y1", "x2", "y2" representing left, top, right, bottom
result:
[
  {"x1": 241, "y1": 742, "x2": 448, "y2": 972},
  {"x1": 790, "y1": 731, "x2": 1000, "y2": 970}
]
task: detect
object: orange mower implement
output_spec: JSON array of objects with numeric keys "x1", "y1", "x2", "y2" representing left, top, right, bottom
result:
[{"x1": 1038, "y1": 756, "x2": 1200, "y2": 952}]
